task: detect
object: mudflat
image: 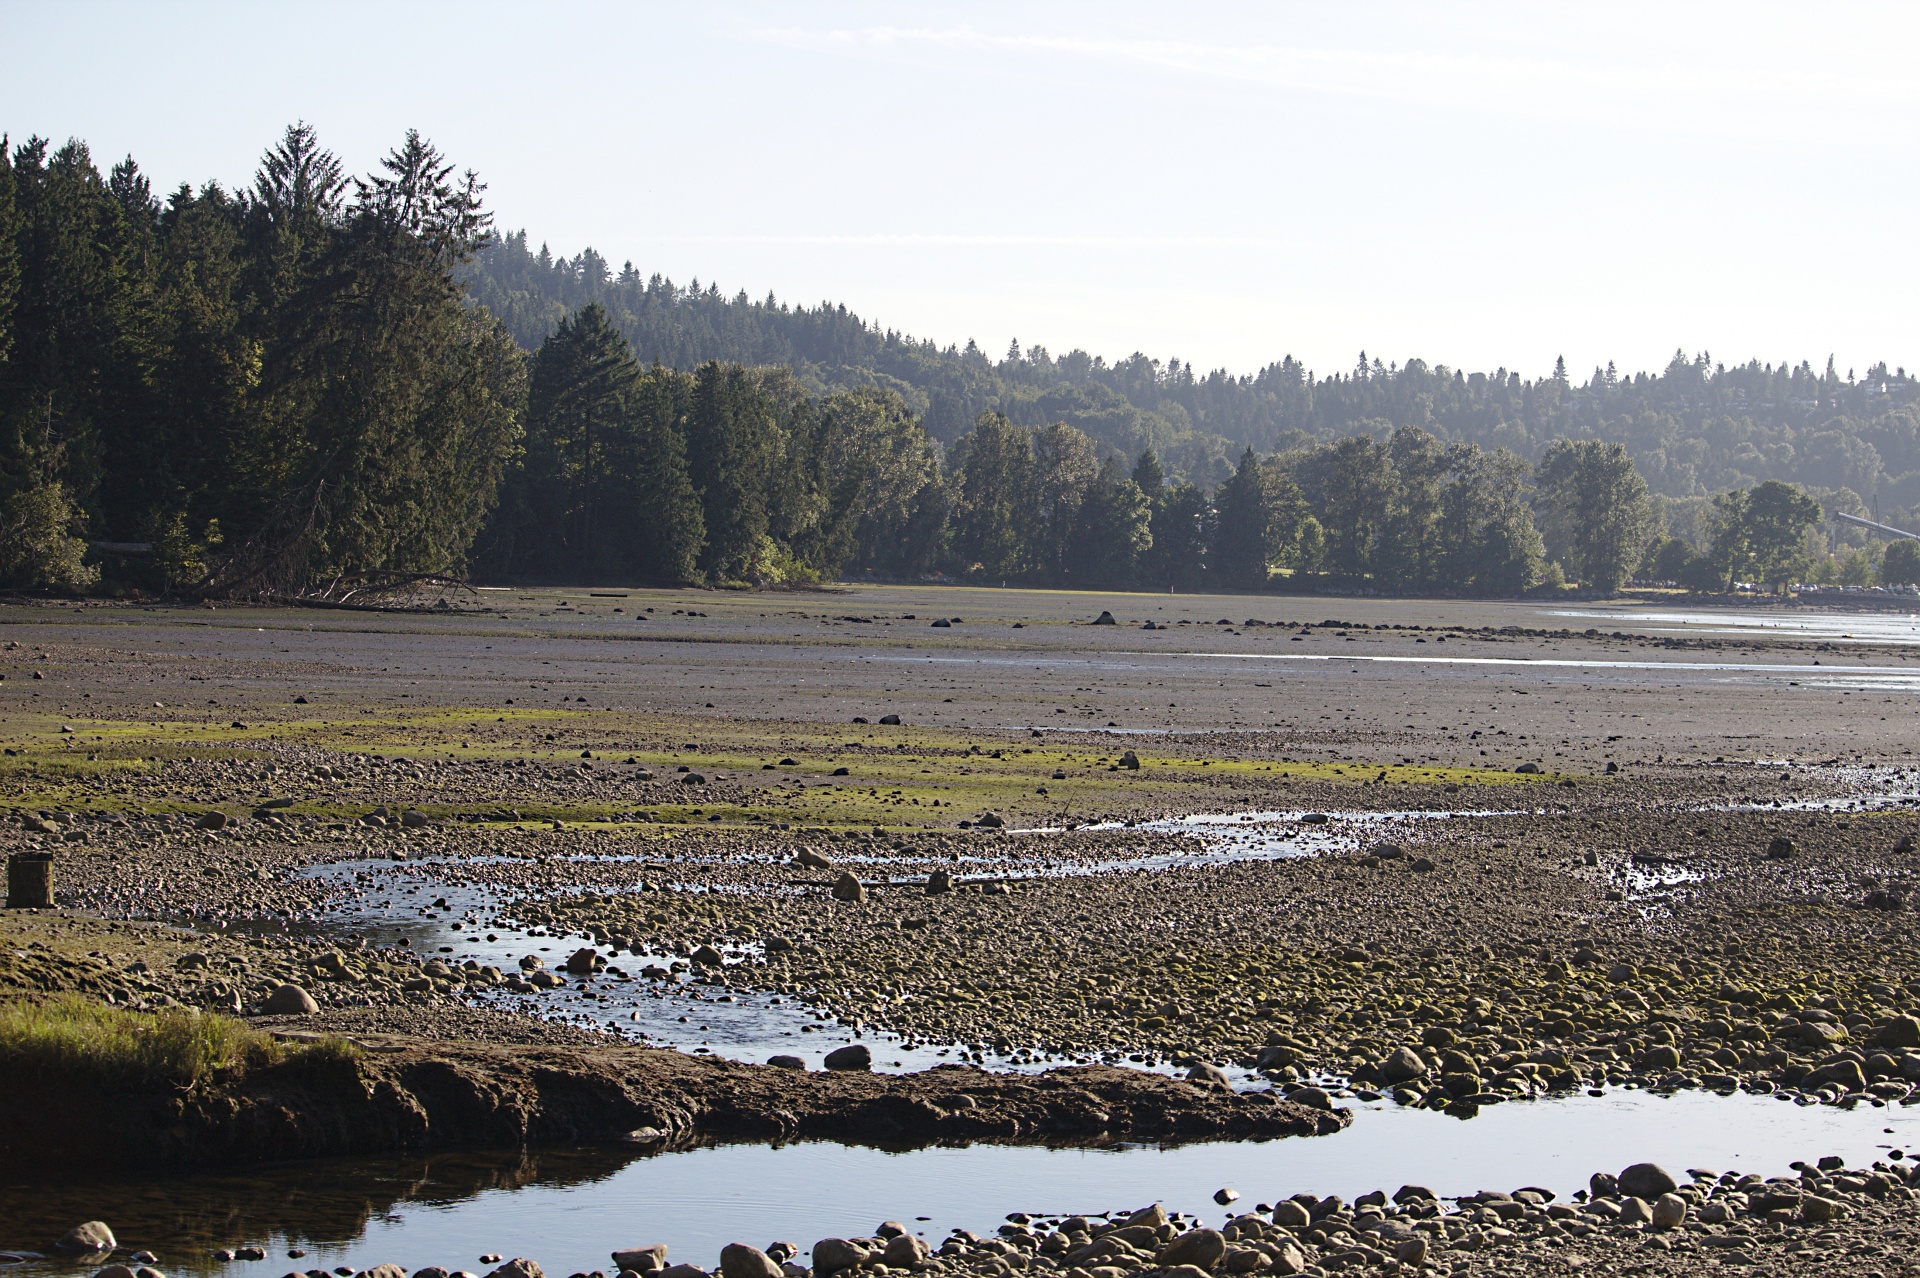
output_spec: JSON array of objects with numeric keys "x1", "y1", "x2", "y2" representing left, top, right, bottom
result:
[{"x1": 4, "y1": 584, "x2": 1920, "y2": 1275}]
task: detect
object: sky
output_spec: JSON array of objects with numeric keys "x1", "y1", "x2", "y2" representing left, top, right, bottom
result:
[{"x1": 6, "y1": 1, "x2": 1919, "y2": 384}]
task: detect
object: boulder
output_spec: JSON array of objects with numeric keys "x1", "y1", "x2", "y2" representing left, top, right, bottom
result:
[
  {"x1": 878, "y1": 715, "x2": 901, "y2": 726},
  {"x1": 811, "y1": 1239, "x2": 867, "y2": 1274},
  {"x1": 766, "y1": 1055, "x2": 807, "y2": 1070},
  {"x1": 1379, "y1": 1046, "x2": 1427, "y2": 1083},
  {"x1": 195, "y1": 811, "x2": 228, "y2": 831},
  {"x1": 720, "y1": 1244, "x2": 784, "y2": 1278},
  {"x1": 400, "y1": 809, "x2": 429, "y2": 829},
  {"x1": 1092, "y1": 611, "x2": 1118, "y2": 625},
  {"x1": 1879, "y1": 1016, "x2": 1920, "y2": 1049},
  {"x1": 1121, "y1": 1204, "x2": 1168, "y2": 1229},
  {"x1": 92, "y1": 1267, "x2": 138, "y2": 1278},
  {"x1": 823, "y1": 1043, "x2": 872, "y2": 1071},
  {"x1": 794, "y1": 848, "x2": 833, "y2": 870},
  {"x1": 975, "y1": 813, "x2": 1004, "y2": 829},
  {"x1": 1287, "y1": 1086, "x2": 1333, "y2": 1110},
  {"x1": 1155, "y1": 1229, "x2": 1226, "y2": 1270},
  {"x1": 485, "y1": 1262, "x2": 544, "y2": 1278},
  {"x1": 263, "y1": 984, "x2": 318, "y2": 1015},
  {"x1": 1651, "y1": 1194, "x2": 1688, "y2": 1230},
  {"x1": 55, "y1": 1223, "x2": 116, "y2": 1255},
  {"x1": 1618, "y1": 1163, "x2": 1679, "y2": 1199},
  {"x1": 1186, "y1": 1062, "x2": 1232, "y2": 1088},
  {"x1": 611, "y1": 1248, "x2": 667, "y2": 1273},
  {"x1": 830, "y1": 872, "x2": 866, "y2": 903},
  {"x1": 1767, "y1": 836, "x2": 1796, "y2": 860},
  {"x1": 564, "y1": 948, "x2": 602, "y2": 975},
  {"x1": 658, "y1": 1266, "x2": 707, "y2": 1278},
  {"x1": 881, "y1": 1236, "x2": 928, "y2": 1267},
  {"x1": 691, "y1": 945, "x2": 725, "y2": 967},
  {"x1": 1392, "y1": 1238, "x2": 1428, "y2": 1266},
  {"x1": 1269, "y1": 1201, "x2": 1311, "y2": 1228},
  {"x1": 924, "y1": 869, "x2": 953, "y2": 895}
]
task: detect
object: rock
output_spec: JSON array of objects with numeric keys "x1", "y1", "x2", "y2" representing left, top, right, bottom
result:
[
  {"x1": 878, "y1": 715, "x2": 901, "y2": 726},
  {"x1": 1118, "y1": 751, "x2": 1140, "y2": 770},
  {"x1": 1898, "y1": 834, "x2": 1916, "y2": 853},
  {"x1": 720, "y1": 1244, "x2": 783, "y2": 1278},
  {"x1": 1651, "y1": 1194, "x2": 1687, "y2": 1230},
  {"x1": 529, "y1": 970, "x2": 564, "y2": 989},
  {"x1": 680, "y1": 774, "x2": 706, "y2": 786},
  {"x1": 400, "y1": 809, "x2": 428, "y2": 829},
  {"x1": 1606, "y1": 963, "x2": 1636, "y2": 983},
  {"x1": 1808, "y1": 1058, "x2": 1867, "y2": 1092},
  {"x1": 415, "y1": 1270, "x2": 451, "y2": 1278},
  {"x1": 811, "y1": 1240, "x2": 867, "y2": 1274},
  {"x1": 658, "y1": 1266, "x2": 706, "y2": 1278},
  {"x1": 1589, "y1": 1171, "x2": 1619, "y2": 1199},
  {"x1": 1421, "y1": 1026, "x2": 1457, "y2": 1048},
  {"x1": 1879, "y1": 1016, "x2": 1920, "y2": 1049},
  {"x1": 1800, "y1": 1195, "x2": 1845, "y2": 1222},
  {"x1": 360, "y1": 1266, "x2": 407, "y2": 1278},
  {"x1": 263, "y1": 984, "x2": 318, "y2": 1015},
  {"x1": 794, "y1": 848, "x2": 833, "y2": 870},
  {"x1": 484, "y1": 1262, "x2": 544, "y2": 1278},
  {"x1": 1287, "y1": 1086, "x2": 1333, "y2": 1110},
  {"x1": 1155, "y1": 1229, "x2": 1226, "y2": 1270},
  {"x1": 1092, "y1": 611, "x2": 1117, "y2": 625},
  {"x1": 691, "y1": 945, "x2": 725, "y2": 967},
  {"x1": 925, "y1": 869, "x2": 953, "y2": 895},
  {"x1": 1640, "y1": 1044, "x2": 1681, "y2": 1071},
  {"x1": 1121, "y1": 1204, "x2": 1169, "y2": 1228},
  {"x1": 881, "y1": 1236, "x2": 927, "y2": 1267},
  {"x1": 1392, "y1": 1237, "x2": 1428, "y2": 1266},
  {"x1": 1269, "y1": 1201, "x2": 1310, "y2": 1228},
  {"x1": 975, "y1": 813, "x2": 1004, "y2": 829},
  {"x1": 1213, "y1": 1187, "x2": 1239, "y2": 1205},
  {"x1": 1618, "y1": 1163, "x2": 1678, "y2": 1199},
  {"x1": 1767, "y1": 836, "x2": 1796, "y2": 860},
  {"x1": 767, "y1": 1055, "x2": 806, "y2": 1070},
  {"x1": 611, "y1": 1248, "x2": 667, "y2": 1273},
  {"x1": 1260, "y1": 1241, "x2": 1305, "y2": 1276},
  {"x1": 56, "y1": 1223, "x2": 116, "y2": 1255},
  {"x1": 823, "y1": 1043, "x2": 872, "y2": 1071},
  {"x1": 1616, "y1": 1197, "x2": 1654, "y2": 1225},
  {"x1": 92, "y1": 1267, "x2": 137, "y2": 1278},
  {"x1": 1514, "y1": 762, "x2": 1541, "y2": 774},
  {"x1": 1186, "y1": 1062, "x2": 1232, "y2": 1088},
  {"x1": 1379, "y1": 1046, "x2": 1427, "y2": 1083},
  {"x1": 565, "y1": 948, "x2": 602, "y2": 975},
  {"x1": 830, "y1": 872, "x2": 866, "y2": 903}
]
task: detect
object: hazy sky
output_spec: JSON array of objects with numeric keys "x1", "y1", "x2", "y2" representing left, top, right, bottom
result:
[{"x1": 7, "y1": 1, "x2": 1918, "y2": 382}]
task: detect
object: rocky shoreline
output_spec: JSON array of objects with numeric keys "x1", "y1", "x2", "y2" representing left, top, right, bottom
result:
[{"x1": 34, "y1": 1150, "x2": 1920, "y2": 1278}]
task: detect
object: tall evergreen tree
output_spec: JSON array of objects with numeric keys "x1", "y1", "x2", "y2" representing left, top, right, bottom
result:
[
  {"x1": 1064, "y1": 455, "x2": 1151, "y2": 587},
  {"x1": 685, "y1": 360, "x2": 780, "y2": 581}
]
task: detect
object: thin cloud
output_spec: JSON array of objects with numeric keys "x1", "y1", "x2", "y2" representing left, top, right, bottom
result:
[{"x1": 748, "y1": 22, "x2": 1920, "y2": 119}]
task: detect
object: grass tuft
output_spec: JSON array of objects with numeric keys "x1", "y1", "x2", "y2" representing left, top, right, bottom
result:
[{"x1": 0, "y1": 994, "x2": 355, "y2": 1087}]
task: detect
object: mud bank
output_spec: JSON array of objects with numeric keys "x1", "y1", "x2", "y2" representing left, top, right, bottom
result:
[{"x1": 0, "y1": 1038, "x2": 1344, "y2": 1172}]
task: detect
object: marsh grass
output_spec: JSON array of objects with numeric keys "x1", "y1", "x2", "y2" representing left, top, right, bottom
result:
[{"x1": 0, "y1": 994, "x2": 357, "y2": 1087}]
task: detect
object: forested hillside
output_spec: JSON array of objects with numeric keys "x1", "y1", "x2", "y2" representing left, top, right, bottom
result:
[
  {"x1": 1, "y1": 123, "x2": 1913, "y2": 600},
  {"x1": 466, "y1": 231, "x2": 1920, "y2": 518}
]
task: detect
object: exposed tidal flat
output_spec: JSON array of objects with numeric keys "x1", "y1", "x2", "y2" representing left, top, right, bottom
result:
[{"x1": 4, "y1": 584, "x2": 1920, "y2": 1276}]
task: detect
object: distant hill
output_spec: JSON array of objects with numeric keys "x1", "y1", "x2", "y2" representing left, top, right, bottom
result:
[{"x1": 465, "y1": 230, "x2": 1920, "y2": 524}]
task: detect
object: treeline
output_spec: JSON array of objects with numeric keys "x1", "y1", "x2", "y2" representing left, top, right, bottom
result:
[
  {"x1": 0, "y1": 125, "x2": 1908, "y2": 599},
  {"x1": 466, "y1": 232, "x2": 1920, "y2": 523},
  {"x1": 0, "y1": 125, "x2": 520, "y2": 593}
]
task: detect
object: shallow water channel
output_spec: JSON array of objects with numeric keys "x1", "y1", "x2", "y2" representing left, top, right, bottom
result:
[
  {"x1": 5, "y1": 1091, "x2": 1917, "y2": 1278},
  {"x1": 281, "y1": 806, "x2": 1516, "y2": 1075}
]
